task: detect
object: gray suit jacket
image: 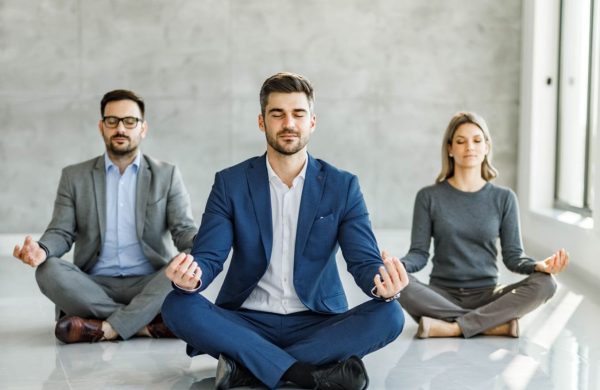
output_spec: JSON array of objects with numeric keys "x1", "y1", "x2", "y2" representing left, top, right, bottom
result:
[{"x1": 39, "y1": 154, "x2": 197, "y2": 272}]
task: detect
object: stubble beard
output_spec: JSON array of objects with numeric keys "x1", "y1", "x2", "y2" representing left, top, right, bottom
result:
[
  {"x1": 107, "y1": 135, "x2": 138, "y2": 157},
  {"x1": 265, "y1": 128, "x2": 308, "y2": 156}
]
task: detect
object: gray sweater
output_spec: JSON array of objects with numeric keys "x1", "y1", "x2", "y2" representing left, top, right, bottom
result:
[{"x1": 402, "y1": 181, "x2": 537, "y2": 288}]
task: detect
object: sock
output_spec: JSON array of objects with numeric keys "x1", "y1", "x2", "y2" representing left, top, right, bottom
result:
[
  {"x1": 101, "y1": 321, "x2": 119, "y2": 340},
  {"x1": 282, "y1": 362, "x2": 317, "y2": 388}
]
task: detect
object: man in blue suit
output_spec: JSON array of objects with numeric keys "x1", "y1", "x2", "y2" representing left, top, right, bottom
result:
[{"x1": 162, "y1": 72, "x2": 408, "y2": 390}]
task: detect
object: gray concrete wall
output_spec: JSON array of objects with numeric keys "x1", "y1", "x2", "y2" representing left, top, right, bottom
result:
[{"x1": 0, "y1": 0, "x2": 522, "y2": 233}]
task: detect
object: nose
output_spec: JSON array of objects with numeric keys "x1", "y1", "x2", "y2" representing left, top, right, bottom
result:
[
  {"x1": 115, "y1": 121, "x2": 127, "y2": 133},
  {"x1": 283, "y1": 114, "x2": 295, "y2": 129}
]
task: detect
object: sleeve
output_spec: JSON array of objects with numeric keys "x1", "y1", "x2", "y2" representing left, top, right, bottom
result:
[
  {"x1": 337, "y1": 175, "x2": 385, "y2": 297},
  {"x1": 38, "y1": 169, "x2": 77, "y2": 259},
  {"x1": 401, "y1": 189, "x2": 433, "y2": 273},
  {"x1": 166, "y1": 166, "x2": 198, "y2": 252},
  {"x1": 189, "y1": 171, "x2": 234, "y2": 291},
  {"x1": 172, "y1": 281, "x2": 202, "y2": 294},
  {"x1": 499, "y1": 190, "x2": 537, "y2": 274}
]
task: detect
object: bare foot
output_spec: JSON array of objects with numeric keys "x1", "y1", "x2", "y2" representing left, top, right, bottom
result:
[
  {"x1": 418, "y1": 316, "x2": 462, "y2": 338},
  {"x1": 483, "y1": 319, "x2": 519, "y2": 338}
]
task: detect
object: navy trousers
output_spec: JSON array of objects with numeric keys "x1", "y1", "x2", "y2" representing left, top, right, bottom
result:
[{"x1": 162, "y1": 291, "x2": 404, "y2": 389}]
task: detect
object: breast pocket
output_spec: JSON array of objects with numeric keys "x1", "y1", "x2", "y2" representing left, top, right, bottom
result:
[
  {"x1": 144, "y1": 196, "x2": 167, "y2": 230},
  {"x1": 303, "y1": 213, "x2": 338, "y2": 260},
  {"x1": 147, "y1": 192, "x2": 167, "y2": 206}
]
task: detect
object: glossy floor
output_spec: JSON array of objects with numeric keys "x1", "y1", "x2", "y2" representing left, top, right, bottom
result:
[{"x1": 1, "y1": 232, "x2": 598, "y2": 390}]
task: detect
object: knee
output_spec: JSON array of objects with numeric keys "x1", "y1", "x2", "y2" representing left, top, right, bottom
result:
[
  {"x1": 530, "y1": 272, "x2": 558, "y2": 302},
  {"x1": 161, "y1": 291, "x2": 208, "y2": 332},
  {"x1": 34, "y1": 257, "x2": 62, "y2": 290},
  {"x1": 397, "y1": 282, "x2": 424, "y2": 319},
  {"x1": 161, "y1": 291, "x2": 185, "y2": 327},
  {"x1": 389, "y1": 301, "x2": 405, "y2": 337},
  {"x1": 397, "y1": 275, "x2": 421, "y2": 300},
  {"x1": 375, "y1": 301, "x2": 405, "y2": 339}
]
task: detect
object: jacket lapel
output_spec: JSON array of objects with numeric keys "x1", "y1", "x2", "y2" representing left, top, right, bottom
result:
[
  {"x1": 136, "y1": 155, "x2": 151, "y2": 240},
  {"x1": 295, "y1": 155, "x2": 325, "y2": 253},
  {"x1": 92, "y1": 156, "x2": 106, "y2": 244},
  {"x1": 247, "y1": 154, "x2": 273, "y2": 262}
]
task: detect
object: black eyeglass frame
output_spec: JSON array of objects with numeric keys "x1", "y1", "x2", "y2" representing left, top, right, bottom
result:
[{"x1": 102, "y1": 116, "x2": 143, "y2": 129}]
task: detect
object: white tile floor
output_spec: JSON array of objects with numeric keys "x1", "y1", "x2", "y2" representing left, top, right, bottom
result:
[{"x1": 1, "y1": 231, "x2": 599, "y2": 390}]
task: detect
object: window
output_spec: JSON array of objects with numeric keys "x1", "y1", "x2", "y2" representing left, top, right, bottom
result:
[{"x1": 555, "y1": 0, "x2": 598, "y2": 215}]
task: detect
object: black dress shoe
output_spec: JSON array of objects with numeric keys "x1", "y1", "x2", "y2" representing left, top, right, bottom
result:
[
  {"x1": 311, "y1": 356, "x2": 369, "y2": 390},
  {"x1": 215, "y1": 354, "x2": 262, "y2": 389}
]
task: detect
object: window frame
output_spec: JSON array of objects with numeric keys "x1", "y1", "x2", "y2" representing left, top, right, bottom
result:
[{"x1": 553, "y1": 0, "x2": 597, "y2": 216}]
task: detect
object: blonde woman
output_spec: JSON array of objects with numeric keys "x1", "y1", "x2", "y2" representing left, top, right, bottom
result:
[{"x1": 392, "y1": 111, "x2": 569, "y2": 338}]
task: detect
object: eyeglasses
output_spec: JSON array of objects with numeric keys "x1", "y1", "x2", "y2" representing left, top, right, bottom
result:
[{"x1": 102, "y1": 116, "x2": 142, "y2": 129}]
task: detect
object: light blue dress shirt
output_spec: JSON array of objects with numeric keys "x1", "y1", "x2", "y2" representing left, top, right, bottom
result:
[{"x1": 89, "y1": 153, "x2": 155, "y2": 277}]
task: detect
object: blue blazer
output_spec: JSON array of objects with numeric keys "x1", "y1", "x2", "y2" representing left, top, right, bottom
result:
[{"x1": 191, "y1": 154, "x2": 383, "y2": 314}]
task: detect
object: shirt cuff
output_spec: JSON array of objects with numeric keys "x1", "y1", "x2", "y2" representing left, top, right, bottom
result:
[
  {"x1": 172, "y1": 280, "x2": 202, "y2": 294},
  {"x1": 371, "y1": 286, "x2": 402, "y2": 302},
  {"x1": 371, "y1": 285, "x2": 380, "y2": 298}
]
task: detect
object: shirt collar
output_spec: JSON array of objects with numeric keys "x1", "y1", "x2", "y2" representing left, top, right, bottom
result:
[
  {"x1": 104, "y1": 152, "x2": 141, "y2": 173},
  {"x1": 266, "y1": 152, "x2": 308, "y2": 186}
]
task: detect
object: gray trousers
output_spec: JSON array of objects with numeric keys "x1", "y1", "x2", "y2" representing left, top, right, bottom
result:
[
  {"x1": 399, "y1": 272, "x2": 557, "y2": 338},
  {"x1": 35, "y1": 257, "x2": 173, "y2": 339}
]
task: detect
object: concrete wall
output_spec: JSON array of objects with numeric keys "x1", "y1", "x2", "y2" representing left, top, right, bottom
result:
[{"x1": 0, "y1": 0, "x2": 522, "y2": 233}]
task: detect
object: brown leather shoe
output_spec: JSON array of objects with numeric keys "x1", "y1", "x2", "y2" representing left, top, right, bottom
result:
[
  {"x1": 55, "y1": 316, "x2": 104, "y2": 343},
  {"x1": 146, "y1": 314, "x2": 177, "y2": 339}
]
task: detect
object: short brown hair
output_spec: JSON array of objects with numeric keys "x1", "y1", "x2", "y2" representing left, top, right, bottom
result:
[
  {"x1": 259, "y1": 72, "x2": 314, "y2": 116},
  {"x1": 100, "y1": 89, "x2": 145, "y2": 118}
]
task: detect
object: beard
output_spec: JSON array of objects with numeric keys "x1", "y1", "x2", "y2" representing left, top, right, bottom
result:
[
  {"x1": 107, "y1": 135, "x2": 137, "y2": 156},
  {"x1": 265, "y1": 128, "x2": 309, "y2": 156}
]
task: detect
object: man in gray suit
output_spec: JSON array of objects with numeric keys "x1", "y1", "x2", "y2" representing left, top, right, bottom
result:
[{"x1": 13, "y1": 89, "x2": 197, "y2": 343}]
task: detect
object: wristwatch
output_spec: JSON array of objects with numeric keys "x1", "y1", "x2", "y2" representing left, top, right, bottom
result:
[{"x1": 384, "y1": 291, "x2": 402, "y2": 302}]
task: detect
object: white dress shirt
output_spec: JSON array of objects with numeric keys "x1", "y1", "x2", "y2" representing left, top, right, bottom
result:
[{"x1": 240, "y1": 154, "x2": 309, "y2": 314}]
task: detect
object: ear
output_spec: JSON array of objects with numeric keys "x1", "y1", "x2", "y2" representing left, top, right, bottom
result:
[
  {"x1": 258, "y1": 113, "x2": 265, "y2": 133},
  {"x1": 98, "y1": 120, "x2": 104, "y2": 135},
  {"x1": 309, "y1": 113, "x2": 316, "y2": 133},
  {"x1": 140, "y1": 120, "x2": 148, "y2": 139}
]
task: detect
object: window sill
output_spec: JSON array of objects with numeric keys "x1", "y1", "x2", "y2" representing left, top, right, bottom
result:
[{"x1": 530, "y1": 208, "x2": 594, "y2": 229}]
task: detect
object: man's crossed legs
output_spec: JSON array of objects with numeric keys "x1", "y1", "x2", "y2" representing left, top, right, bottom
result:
[
  {"x1": 36, "y1": 257, "x2": 175, "y2": 343},
  {"x1": 162, "y1": 292, "x2": 404, "y2": 389}
]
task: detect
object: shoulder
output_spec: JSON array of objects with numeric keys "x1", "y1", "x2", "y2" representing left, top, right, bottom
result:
[
  {"x1": 218, "y1": 155, "x2": 262, "y2": 178},
  {"x1": 61, "y1": 156, "x2": 102, "y2": 176},
  {"x1": 486, "y1": 182, "x2": 517, "y2": 201},
  {"x1": 418, "y1": 182, "x2": 442, "y2": 194},
  {"x1": 314, "y1": 157, "x2": 357, "y2": 183},
  {"x1": 416, "y1": 182, "x2": 445, "y2": 200},
  {"x1": 485, "y1": 183, "x2": 519, "y2": 215},
  {"x1": 141, "y1": 154, "x2": 177, "y2": 173}
]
